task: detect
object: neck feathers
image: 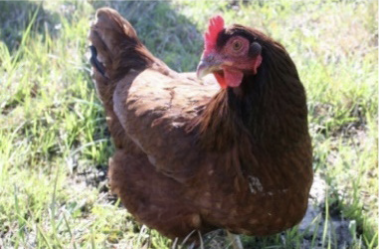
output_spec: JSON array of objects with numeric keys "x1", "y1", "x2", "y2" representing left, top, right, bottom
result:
[{"x1": 193, "y1": 40, "x2": 309, "y2": 152}]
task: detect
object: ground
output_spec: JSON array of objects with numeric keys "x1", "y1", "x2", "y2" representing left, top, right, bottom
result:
[{"x1": 0, "y1": 1, "x2": 377, "y2": 249}]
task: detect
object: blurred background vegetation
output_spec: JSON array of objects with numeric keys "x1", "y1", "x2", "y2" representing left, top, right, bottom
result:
[{"x1": 0, "y1": 0, "x2": 377, "y2": 248}]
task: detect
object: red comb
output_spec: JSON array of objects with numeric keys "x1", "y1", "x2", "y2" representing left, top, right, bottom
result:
[{"x1": 204, "y1": 15, "x2": 225, "y2": 55}]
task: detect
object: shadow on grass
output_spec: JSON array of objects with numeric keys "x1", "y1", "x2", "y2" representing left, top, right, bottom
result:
[
  {"x1": 89, "y1": 1, "x2": 203, "y2": 72},
  {"x1": 0, "y1": 1, "x2": 52, "y2": 51}
]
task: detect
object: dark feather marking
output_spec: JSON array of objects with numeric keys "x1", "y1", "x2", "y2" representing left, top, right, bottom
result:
[{"x1": 89, "y1": 45, "x2": 108, "y2": 79}]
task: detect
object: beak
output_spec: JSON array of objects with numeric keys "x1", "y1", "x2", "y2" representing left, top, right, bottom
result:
[{"x1": 196, "y1": 54, "x2": 222, "y2": 79}]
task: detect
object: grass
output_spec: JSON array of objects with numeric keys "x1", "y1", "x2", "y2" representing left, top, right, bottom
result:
[{"x1": 0, "y1": 0, "x2": 377, "y2": 248}]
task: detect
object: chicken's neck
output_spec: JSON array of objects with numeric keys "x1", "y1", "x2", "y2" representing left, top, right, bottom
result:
[{"x1": 196, "y1": 51, "x2": 309, "y2": 152}]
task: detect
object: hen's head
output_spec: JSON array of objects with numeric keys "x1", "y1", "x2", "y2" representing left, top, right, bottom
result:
[{"x1": 197, "y1": 16, "x2": 263, "y2": 89}]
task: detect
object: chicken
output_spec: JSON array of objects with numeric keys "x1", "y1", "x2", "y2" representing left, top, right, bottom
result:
[{"x1": 89, "y1": 7, "x2": 313, "y2": 243}]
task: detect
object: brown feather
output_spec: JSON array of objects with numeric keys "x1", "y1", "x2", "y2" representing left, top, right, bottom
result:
[{"x1": 89, "y1": 7, "x2": 313, "y2": 242}]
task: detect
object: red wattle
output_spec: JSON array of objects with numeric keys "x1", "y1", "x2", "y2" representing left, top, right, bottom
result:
[
  {"x1": 213, "y1": 72, "x2": 227, "y2": 89},
  {"x1": 224, "y1": 70, "x2": 244, "y2": 88},
  {"x1": 213, "y1": 69, "x2": 244, "y2": 88}
]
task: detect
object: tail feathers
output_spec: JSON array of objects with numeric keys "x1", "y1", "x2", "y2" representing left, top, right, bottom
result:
[
  {"x1": 90, "y1": 8, "x2": 138, "y2": 59},
  {"x1": 89, "y1": 7, "x2": 154, "y2": 82}
]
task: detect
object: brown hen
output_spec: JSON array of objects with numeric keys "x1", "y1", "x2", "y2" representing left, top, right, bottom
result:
[{"x1": 89, "y1": 7, "x2": 313, "y2": 244}]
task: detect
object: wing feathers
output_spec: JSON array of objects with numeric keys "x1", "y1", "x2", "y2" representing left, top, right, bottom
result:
[{"x1": 112, "y1": 69, "x2": 218, "y2": 182}]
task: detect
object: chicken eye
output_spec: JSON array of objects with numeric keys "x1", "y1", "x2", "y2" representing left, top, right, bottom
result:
[{"x1": 232, "y1": 40, "x2": 242, "y2": 51}]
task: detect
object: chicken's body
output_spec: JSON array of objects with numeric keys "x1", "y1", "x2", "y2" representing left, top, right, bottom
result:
[{"x1": 89, "y1": 8, "x2": 313, "y2": 241}]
